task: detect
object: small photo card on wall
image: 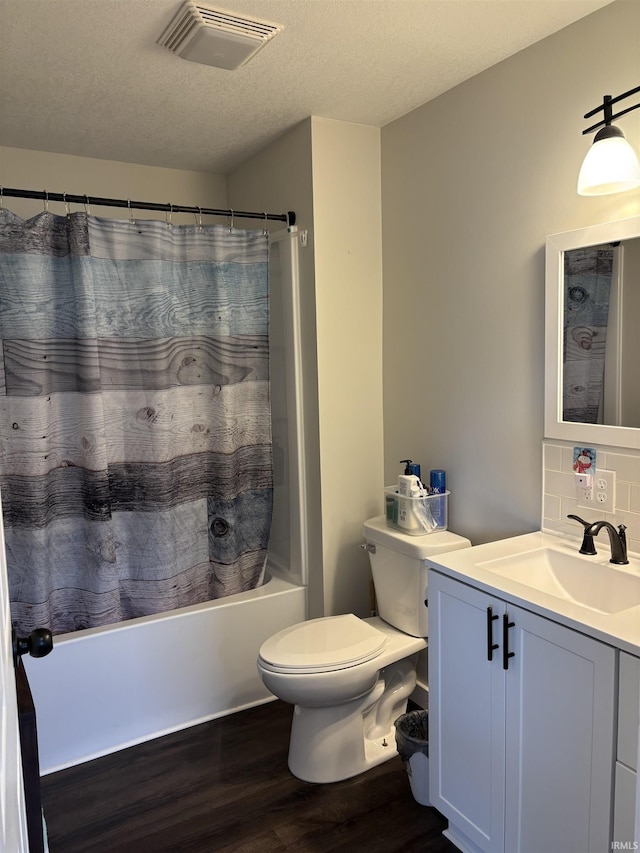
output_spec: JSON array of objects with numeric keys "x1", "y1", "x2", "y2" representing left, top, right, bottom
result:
[{"x1": 573, "y1": 447, "x2": 597, "y2": 475}]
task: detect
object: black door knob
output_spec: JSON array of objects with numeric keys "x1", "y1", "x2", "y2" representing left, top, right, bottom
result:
[{"x1": 13, "y1": 627, "x2": 53, "y2": 660}]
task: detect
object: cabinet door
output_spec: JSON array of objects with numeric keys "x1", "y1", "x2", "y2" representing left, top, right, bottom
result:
[
  {"x1": 429, "y1": 571, "x2": 506, "y2": 852},
  {"x1": 504, "y1": 605, "x2": 615, "y2": 853}
]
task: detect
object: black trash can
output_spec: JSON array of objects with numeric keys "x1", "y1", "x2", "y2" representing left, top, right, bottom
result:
[{"x1": 394, "y1": 709, "x2": 430, "y2": 805}]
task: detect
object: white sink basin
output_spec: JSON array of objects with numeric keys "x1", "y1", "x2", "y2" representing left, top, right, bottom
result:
[{"x1": 478, "y1": 548, "x2": 640, "y2": 615}]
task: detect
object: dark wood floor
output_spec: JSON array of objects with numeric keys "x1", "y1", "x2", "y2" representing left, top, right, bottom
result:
[{"x1": 41, "y1": 699, "x2": 457, "y2": 853}]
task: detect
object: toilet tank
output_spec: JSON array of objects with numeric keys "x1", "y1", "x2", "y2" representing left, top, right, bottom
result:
[{"x1": 363, "y1": 515, "x2": 471, "y2": 637}]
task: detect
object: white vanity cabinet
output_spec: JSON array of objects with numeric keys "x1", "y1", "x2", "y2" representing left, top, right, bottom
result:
[{"x1": 428, "y1": 569, "x2": 616, "y2": 853}]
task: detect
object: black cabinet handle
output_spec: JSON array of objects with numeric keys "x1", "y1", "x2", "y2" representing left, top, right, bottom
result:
[
  {"x1": 487, "y1": 606, "x2": 499, "y2": 661},
  {"x1": 502, "y1": 614, "x2": 515, "y2": 669}
]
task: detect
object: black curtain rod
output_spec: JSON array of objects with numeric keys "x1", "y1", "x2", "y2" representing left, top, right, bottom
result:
[{"x1": 1, "y1": 187, "x2": 296, "y2": 228}]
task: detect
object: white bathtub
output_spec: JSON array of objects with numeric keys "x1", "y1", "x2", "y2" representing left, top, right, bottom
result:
[{"x1": 26, "y1": 571, "x2": 306, "y2": 774}]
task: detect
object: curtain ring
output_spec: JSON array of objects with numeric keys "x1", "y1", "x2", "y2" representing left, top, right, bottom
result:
[
  {"x1": 198, "y1": 207, "x2": 203, "y2": 230},
  {"x1": 84, "y1": 195, "x2": 91, "y2": 217},
  {"x1": 228, "y1": 209, "x2": 234, "y2": 232},
  {"x1": 63, "y1": 192, "x2": 70, "y2": 217},
  {"x1": 263, "y1": 212, "x2": 269, "y2": 236},
  {"x1": 166, "y1": 203, "x2": 173, "y2": 226},
  {"x1": 0, "y1": 187, "x2": 3, "y2": 211},
  {"x1": 127, "y1": 199, "x2": 135, "y2": 225},
  {"x1": 43, "y1": 190, "x2": 49, "y2": 212}
]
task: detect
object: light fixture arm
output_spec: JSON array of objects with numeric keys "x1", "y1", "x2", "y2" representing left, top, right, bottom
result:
[{"x1": 583, "y1": 85, "x2": 640, "y2": 135}]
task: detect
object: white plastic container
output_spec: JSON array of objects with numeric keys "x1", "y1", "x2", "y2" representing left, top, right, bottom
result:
[{"x1": 384, "y1": 487, "x2": 449, "y2": 535}]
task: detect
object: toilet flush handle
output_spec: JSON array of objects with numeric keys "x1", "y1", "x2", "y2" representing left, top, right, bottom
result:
[{"x1": 360, "y1": 543, "x2": 376, "y2": 554}]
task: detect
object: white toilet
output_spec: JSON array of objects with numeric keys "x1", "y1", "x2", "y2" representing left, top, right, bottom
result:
[{"x1": 257, "y1": 514, "x2": 471, "y2": 783}]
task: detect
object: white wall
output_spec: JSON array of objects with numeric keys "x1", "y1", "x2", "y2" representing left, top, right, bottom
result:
[
  {"x1": 226, "y1": 119, "x2": 325, "y2": 616},
  {"x1": 310, "y1": 117, "x2": 384, "y2": 617},
  {"x1": 0, "y1": 146, "x2": 227, "y2": 218},
  {"x1": 229, "y1": 117, "x2": 384, "y2": 618},
  {"x1": 381, "y1": 0, "x2": 640, "y2": 546}
]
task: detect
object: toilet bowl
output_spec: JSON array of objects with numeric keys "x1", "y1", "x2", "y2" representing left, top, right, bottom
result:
[
  {"x1": 257, "y1": 514, "x2": 471, "y2": 783},
  {"x1": 258, "y1": 614, "x2": 425, "y2": 783}
]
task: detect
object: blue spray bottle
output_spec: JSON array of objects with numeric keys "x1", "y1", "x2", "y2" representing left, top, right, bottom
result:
[{"x1": 430, "y1": 469, "x2": 446, "y2": 528}]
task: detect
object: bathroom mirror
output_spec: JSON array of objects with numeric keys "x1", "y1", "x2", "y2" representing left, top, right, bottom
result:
[{"x1": 545, "y1": 215, "x2": 640, "y2": 450}]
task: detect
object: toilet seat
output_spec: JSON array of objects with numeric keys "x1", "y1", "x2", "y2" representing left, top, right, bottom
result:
[{"x1": 258, "y1": 614, "x2": 387, "y2": 674}]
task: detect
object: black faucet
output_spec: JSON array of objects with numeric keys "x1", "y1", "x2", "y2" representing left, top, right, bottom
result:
[
  {"x1": 567, "y1": 514, "x2": 628, "y2": 564},
  {"x1": 567, "y1": 514, "x2": 597, "y2": 555},
  {"x1": 584, "y1": 520, "x2": 628, "y2": 565}
]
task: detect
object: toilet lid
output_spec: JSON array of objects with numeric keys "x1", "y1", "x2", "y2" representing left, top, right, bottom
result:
[{"x1": 259, "y1": 614, "x2": 386, "y2": 673}]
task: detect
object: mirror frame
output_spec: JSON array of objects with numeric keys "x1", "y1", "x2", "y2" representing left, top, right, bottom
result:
[{"x1": 545, "y1": 215, "x2": 640, "y2": 450}]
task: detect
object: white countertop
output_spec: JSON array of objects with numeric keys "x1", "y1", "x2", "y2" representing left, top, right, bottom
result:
[{"x1": 427, "y1": 530, "x2": 640, "y2": 657}]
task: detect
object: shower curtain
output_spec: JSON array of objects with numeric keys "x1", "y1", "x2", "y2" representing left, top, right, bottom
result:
[
  {"x1": 563, "y1": 245, "x2": 613, "y2": 424},
  {"x1": 0, "y1": 208, "x2": 273, "y2": 635}
]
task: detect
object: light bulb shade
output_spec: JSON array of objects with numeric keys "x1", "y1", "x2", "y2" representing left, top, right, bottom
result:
[{"x1": 577, "y1": 128, "x2": 640, "y2": 196}]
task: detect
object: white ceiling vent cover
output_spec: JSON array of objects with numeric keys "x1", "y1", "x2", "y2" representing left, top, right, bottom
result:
[{"x1": 158, "y1": 1, "x2": 283, "y2": 70}]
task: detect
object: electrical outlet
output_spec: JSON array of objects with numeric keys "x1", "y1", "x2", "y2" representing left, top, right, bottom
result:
[
  {"x1": 575, "y1": 472, "x2": 593, "y2": 507},
  {"x1": 576, "y1": 487, "x2": 594, "y2": 508},
  {"x1": 579, "y1": 468, "x2": 616, "y2": 513}
]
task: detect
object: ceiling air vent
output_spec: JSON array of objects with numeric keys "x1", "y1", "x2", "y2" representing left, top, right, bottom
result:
[{"x1": 158, "y1": 1, "x2": 283, "y2": 70}]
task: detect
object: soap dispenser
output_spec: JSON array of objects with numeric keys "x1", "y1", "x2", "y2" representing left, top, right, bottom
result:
[
  {"x1": 399, "y1": 459, "x2": 421, "y2": 480},
  {"x1": 397, "y1": 460, "x2": 424, "y2": 531}
]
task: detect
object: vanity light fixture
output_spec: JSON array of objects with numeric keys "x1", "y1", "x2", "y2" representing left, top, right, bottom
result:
[{"x1": 577, "y1": 85, "x2": 640, "y2": 196}]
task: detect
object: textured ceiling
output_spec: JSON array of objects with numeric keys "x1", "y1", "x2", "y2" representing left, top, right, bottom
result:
[{"x1": 0, "y1": 0, "x2": 615, "y2": 174}]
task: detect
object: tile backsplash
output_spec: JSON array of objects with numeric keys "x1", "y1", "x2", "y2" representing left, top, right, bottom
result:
[{"x1": 543, "y1": 441, "x2": 640, "y2": 556}]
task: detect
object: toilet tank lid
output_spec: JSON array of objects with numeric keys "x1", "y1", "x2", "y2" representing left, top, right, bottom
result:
[
  {"x1": 363, "y1": 515, "x2": 471, "y2": 560},
  {"x1": 258, "y1": 614, "x2": 386, "y2": 671}
]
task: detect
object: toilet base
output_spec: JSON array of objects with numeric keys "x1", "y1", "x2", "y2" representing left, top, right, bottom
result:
[{"x1": 287, "y1": 654, "x2": 418, "y2": 783}]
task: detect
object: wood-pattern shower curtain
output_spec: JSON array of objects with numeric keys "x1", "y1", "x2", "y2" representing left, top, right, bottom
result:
[{"x1": 0, "y1": 209, "x2": 273, "y2": 635}]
